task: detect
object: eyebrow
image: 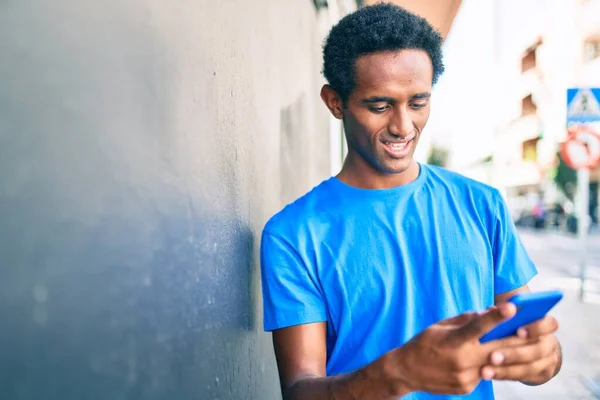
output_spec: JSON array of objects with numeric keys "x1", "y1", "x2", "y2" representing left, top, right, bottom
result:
[
  {"x1": 361, "y1": 92, "x2": 431, "y2": 104},
  {"x1": 362, "y1": 96, "x2": 394, "y2": 104},
  {"x1": 411, "y1": 92, "x2": 431, "y2": 100}
]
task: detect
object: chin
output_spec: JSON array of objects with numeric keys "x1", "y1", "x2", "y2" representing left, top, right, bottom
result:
[{"x1": 380, "y1": 159, "x2": 413, "y2": 174}]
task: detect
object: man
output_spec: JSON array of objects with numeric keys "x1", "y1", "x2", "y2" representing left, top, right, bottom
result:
[{"x1": 260, "y1": 4, "x2": 562, "y2": 399}]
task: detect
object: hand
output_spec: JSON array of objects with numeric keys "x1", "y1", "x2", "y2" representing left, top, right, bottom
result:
[
  {"x1": 480, "y1": 315, "x2": 561, "y2": 385},
  {"x1": 379, "y1": 303, "x2": 518, "y2": 396}
]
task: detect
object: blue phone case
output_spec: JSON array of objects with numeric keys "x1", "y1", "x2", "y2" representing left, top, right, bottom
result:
[{"x1": 479, "y1": 290, "x2": 563, "y2": 343}]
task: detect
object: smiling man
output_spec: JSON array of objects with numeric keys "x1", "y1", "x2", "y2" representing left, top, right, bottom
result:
[{"x1": 260, "y1": 4, "x2": 562, "y2": 399}]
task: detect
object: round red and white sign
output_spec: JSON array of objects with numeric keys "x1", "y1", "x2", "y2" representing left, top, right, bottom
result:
[{"x1": 560, "y1": 125, "x2": 600, "y2": 169}]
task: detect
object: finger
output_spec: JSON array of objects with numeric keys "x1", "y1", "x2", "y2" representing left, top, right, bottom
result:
[
  {"x1": 517, "y1": 316, "x2": 559, "y2": 339},
  {"x1": 481, "y1": 353, "x2": 555, "y2": 381},
  {"x1": 480, "y1": 333, "x2": 535, "y2": 353},
  {"x1": 489, "y1": 335, "x2": 558, "y2": 366},
  {"x1": 444, "y1": 368, "x2": 482, "y2": 394},
  {"x1": 453, "y1": 303, "x2": 517, "y2": 341},
  {"x1": 486, "y1": 343, "x2": 545, "y2": 367},
  {"x1": 439, "y1": 312, "x2": 478, "y2": 327}
]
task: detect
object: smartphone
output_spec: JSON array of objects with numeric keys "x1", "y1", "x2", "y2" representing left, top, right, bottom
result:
[{"x1": 479, "y1": 289, "x2": 563, "y2": 343}]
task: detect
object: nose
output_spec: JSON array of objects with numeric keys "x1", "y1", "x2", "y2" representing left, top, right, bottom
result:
[{"x1": 388, "y1": 107, "x2": 414, "y2": 138}]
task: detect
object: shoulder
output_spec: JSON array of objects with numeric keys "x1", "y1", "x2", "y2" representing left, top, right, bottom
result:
[
  {"x1": 263, "y1": 178, "x2": 335, "y2": 241},
  {"x1": 423, "y1": 164, "x2": 502, "y2": 208}
]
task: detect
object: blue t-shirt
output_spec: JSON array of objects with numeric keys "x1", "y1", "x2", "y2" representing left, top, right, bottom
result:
[{"x1": 260, "y1": 164, "x2": 537, "y2": 400}]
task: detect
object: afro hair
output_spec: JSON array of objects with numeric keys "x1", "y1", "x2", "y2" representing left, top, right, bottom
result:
[{"x1": 322, "y1": 3, "x2": 445, "y2": 102}]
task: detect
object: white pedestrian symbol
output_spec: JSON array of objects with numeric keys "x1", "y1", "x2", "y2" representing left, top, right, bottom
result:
[{"x1": 568, "y1": 88, "x2": 600, "y2": 117}]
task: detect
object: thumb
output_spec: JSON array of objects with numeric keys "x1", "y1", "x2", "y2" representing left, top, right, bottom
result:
[{"x1": 451, "y1": 303, "x2": 517, "y2": 341}]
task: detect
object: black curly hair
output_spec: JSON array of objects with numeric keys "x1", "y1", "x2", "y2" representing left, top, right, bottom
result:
[{"x1": 323, "y1": 3, "x2": 445, "y2": 103}]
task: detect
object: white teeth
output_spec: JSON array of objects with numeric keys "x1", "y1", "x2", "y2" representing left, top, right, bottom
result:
[{"x1": 388, "y1": 142, "x2": 407, "y2": 149}]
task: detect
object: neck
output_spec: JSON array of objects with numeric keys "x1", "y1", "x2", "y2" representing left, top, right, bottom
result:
[{"x1": 336, "y1": 153, "x2": 420, "y2": 189}]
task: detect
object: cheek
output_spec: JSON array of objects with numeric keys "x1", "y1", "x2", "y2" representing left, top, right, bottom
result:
[
  {"x1": 417, "y1": 107, "x2": 431, "y2": 127},
  {"x1": 348, "y1": 113, "x2": 387, "y2": 142},
  {"x1": 409, "y1": 116, "x2": 429, "y2": 138}
]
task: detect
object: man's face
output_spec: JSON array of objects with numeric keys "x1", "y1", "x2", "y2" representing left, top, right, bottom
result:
[{"x1": 340, "y1": 49, "x2": 433, "y2": 175}]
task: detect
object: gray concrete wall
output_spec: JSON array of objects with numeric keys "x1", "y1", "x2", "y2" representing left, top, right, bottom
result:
[{"x1": 0, "y1": 1, "x2": 333, "y2": 399}]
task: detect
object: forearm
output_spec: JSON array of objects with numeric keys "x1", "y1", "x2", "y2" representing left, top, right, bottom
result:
[
  {"x1": 283, "y1": 374, "x2": 364, "y2": 400},
  {"x1": 284, "y1": 359, "x2": 411, "y2": 400}
]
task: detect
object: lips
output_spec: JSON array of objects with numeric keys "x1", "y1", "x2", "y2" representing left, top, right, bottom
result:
[{"x1": 381, "y1": 138, "x2": 413, "y2": 158}]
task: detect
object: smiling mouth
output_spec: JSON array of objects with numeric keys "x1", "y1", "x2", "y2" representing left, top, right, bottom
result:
[
  {"x1": 383, "y1": 141, "x2": 408, "y2": 149},
  {"x1": 381, "y1": 138, "x2": 414, "y2": 158}
]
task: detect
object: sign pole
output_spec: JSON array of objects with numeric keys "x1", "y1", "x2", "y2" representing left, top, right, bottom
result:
[
  {"x1": 578, "y1": 168, "x2": 590, "y2": 301},
  {"x1": 566, "y1": 87, "x2": 600, "y2": 302}
]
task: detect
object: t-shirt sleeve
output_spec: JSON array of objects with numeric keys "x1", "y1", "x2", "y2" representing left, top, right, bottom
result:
[
  {"x1": 260, "y1": 230, "x2": 327, "y2": 332},
  {"x1": 491, "y1": 190, "x2": 538, "y2": 294}
]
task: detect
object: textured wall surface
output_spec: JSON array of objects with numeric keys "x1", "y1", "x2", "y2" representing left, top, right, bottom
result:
[{"x1": 0, "y1": 1, "x2": 331, "y2": 399}]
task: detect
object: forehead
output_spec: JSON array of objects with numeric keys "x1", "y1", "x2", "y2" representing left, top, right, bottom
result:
[{"x1": 353, "y1": 49, "x2": 433, "y2": 94}]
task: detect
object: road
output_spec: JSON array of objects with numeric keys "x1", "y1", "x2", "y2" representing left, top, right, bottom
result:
[{"x1": 494, "y1": 229, "x2": 600, "y2": 399}]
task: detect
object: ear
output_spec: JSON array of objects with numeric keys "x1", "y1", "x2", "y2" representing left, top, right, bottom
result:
[{"x1": 320, "y1": 85, "x2": 344, "y2": 120}]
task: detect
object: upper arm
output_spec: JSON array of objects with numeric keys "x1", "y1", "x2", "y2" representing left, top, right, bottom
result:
[
  {"x1": 495, "y1": 284, "x2": 530, "y2": 305},
  {"x1": 272, "y1": 322, "x2": 327, "y2": 393},
  {"x1": 260, "y1": 229, "x2": 328, "y2": 393},
  {"x1": 491, "y1": 191, "x2": 538, "y2": 295},
  {"x1": 260, "y1": 230, "x2": 326, "y2": 332}
]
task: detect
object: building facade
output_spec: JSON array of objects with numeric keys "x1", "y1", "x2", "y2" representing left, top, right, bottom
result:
[{"x1": 492, "y1": 0, "x2": 600, "y2": 223}]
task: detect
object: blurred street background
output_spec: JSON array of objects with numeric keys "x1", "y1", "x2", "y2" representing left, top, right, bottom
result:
[
  {"x1": 422, "y1": 2, "x2": 600, "y2": 396},
  {"x1": 420, "y1": 0, "x2": 600, "y2": 238},
  {"x1": 494, "y1": 229, "x2": 600, "y2": 399}
]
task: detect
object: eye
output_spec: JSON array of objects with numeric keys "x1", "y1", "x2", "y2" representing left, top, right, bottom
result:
[
  {"x1": 368, "y1": 105, "x2": 390, "y2": 113},
  {"x1": 409, "y1": 102, "x2": 428, "y2": 110}
]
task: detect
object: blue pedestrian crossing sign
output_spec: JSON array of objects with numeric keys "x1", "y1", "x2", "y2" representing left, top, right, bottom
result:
[{"x1": 567, "y1": 88, "x2": 600, "y2": 124}]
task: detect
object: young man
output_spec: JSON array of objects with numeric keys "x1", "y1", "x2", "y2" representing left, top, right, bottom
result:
[{"x1": 260, "y1": 4, "x2": 562, "y2": 399}]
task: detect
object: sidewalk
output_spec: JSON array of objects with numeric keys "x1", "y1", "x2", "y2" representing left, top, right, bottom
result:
[
  {"x1": 493, "y1": 230, "x2": 600, "y2": 399},
  {"x1": 494, "y1": 285, "x2": 600, "y2": 399}
]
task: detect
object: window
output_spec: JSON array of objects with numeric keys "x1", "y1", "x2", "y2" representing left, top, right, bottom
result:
[
  {"x1": 522, "y1": 138, "x2": 539, "y2": 162},
  {"x1": 522, "y1": 50, "x2": 536, "y2": 73},
  {"x1": 312, "y1": 0, "x2": 328, "y2": 10},
  {"x1": 521, "y1": 39, "x2": 542, "y2": 73},
  {"x1": 584, "y1": 38, "x2": 600, "y2": 62},
  {"x1": 521, "y1": 94, "x2": 537, "y2": 116}
]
